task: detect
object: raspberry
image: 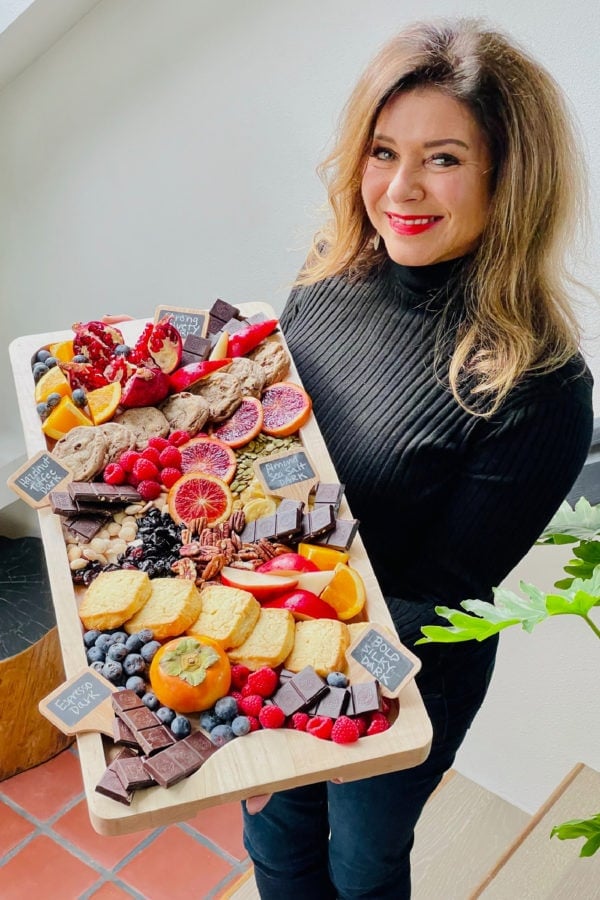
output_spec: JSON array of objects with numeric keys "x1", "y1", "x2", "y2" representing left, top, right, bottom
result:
[
  {"x1": 231, "y1": 664, "x2": 251, "y2": 690},
  {"x1": 159, "y1": 445, "x2": 182, "y2": 468},
  {"x1": 141, "y1": 446, "x2": 161, "y2": 466},
  {"x1": 103, "y1": 462, "x2": 126, "y2": 485},
  {"x1": 366, "y1": 712, "x2": 391, "y2": 736},
  {"x1": 137, "y1": 479, "x2": 162, "y2": 501},
  {"x1": 353, "y1": 714, "x2": 369, "y2": 737},
  {"x1": 247, "y1": 667, "x2": 279, "y2": 698},
  {"x1": 229, "y1": 690, "x2": 244, "y2": 704},
  {"x1": 160, "y1": 467, "x2": 182, "y2": 489},
  {"x1": 290, "y1": 712, "x2": 310, "y2": 731},
  {"x1": 241, "y1": 682, "x2": 254, "y2": 697},
  {"x1": 306, "y1": 716, "x2": 333, "y2": 740},
  {"x1": 331, "y1": 715, "x2": 360, "y2": 744},
  {"x1": 239, "y1": 694, "x2": 264, "y2": 717},
  {"x1": 133, "y1": 458, "x2": 160, "y2": 482},
  {"x1": 380, "y1": 696, "x2": 392, "y2": 716},
  {"x1": 119, "y1": 450, "x2": 141, "y2": 473},
  {"x1": 247, "y1": 715, "x2": 261, "y2": 732},
  {"x1": 258, "y1": 705, "x2": 286, "y2": 729},
  {"x1": 148, "y1": 436, "x2": 169, "y2": 451},
  {"x1": 169, "y1": 430, "x2": 191, "y2": 447}
]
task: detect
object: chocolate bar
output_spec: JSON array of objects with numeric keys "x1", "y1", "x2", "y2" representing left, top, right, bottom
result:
[
  {"x1": 113, "y1": 716, "x2": 140, "y2": 748},
  {"x1": 95, "y1": 748, "x2": 137, "y2": 805},
  {"x1": 297, "y1": 505, "x2": 336, "y2": 542},
  {"x1": 240, "y1": 500, "x2": 303, "y2": 544},
  {"x1": 272, "y1": 666, "x2": 329, "y2": 716},
  {"x1": 312, "y1": 483, "x2": 345, "y2": 515},
  {"x1": 315, "y1": 518, "x2": 359, "y2": 551},
  {"x1": 113, "y1": 754, "x2": 157, "y2": 791},
  {"x1": 50, "y1": 490, "x2": 107, "y2": 517},
  {"x1": 346, "y1": 680, "x2": 381, "y2": 716},
  {"x1": 69, "y1": 482, "x2": 142, "y2": 505},
  {"x1": 112, "y1": 690, "x2": 176, "y2": 755},
  {"x1": 307, "y1": 686, "x2": 349, "y2": 718},
  {"x1": 142, "y1": 731, "x2": 216, "y2": 788},
  {"x1": 64, "y1": 514, "x2": 108, "y2": 541}
]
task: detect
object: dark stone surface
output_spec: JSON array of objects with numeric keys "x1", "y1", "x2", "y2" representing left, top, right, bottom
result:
[{"x1": 0, "y1": 535, "x2": 55, "y2": 660}]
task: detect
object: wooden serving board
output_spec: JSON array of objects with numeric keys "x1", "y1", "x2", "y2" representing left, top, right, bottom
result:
[{"x1": 9, "y1": 304, "x2": 432, "y2": 836}]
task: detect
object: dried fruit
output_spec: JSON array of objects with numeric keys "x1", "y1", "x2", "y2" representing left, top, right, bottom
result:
[
  {"x1": 180, "y1": 436, "x2": 237, "y2": 484},
  {"x1": 261, "y1": 382, "x2": 312, "y2": 437},
  {"x1": 168, "y1": 472, "x2": 233, "y2": 527},
  {"x1": 210, "y1": 397, "x2": 264, "y2": 448},
  {"x1": 149, "y1": 635, "x2": 231, "y2": 713}
]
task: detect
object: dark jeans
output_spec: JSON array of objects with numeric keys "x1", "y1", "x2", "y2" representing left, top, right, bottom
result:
[{"x1": 242, "y1": 599, "x2": 498, "y2": 900}]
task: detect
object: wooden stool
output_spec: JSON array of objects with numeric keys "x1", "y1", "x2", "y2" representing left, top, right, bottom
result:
[{"x1": 0, "y1": 535, "x2": 73, "y2": 780}]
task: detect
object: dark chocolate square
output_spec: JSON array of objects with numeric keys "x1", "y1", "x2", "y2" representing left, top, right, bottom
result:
[
  {"x1": 142, "y1": 752, "x2": 186, "y2": 788},
  {"x1": 315, "y1": 518, "x2": 359, "y2": 551},
  {"x1": 348, "y1": 680, "x2": 381, "y2": 716},
  {"x1": 307, "y1": 686, "x2": 349, "y2": 718},
  {"x1": 137, "y1": 725, "x2": 176, "y2": 755},
  {"x1": 113, "y1": 755, "x2": 156, "y2": 790},
  {"x1": 122, "y1": 706, "x2": 159, "y2": 731},
  {"x1": 272, "y1": 681, "x2": 305, "y2": 716},
  {"x1": 112, "y1": 690, "x2": 144, "y2": 713}
]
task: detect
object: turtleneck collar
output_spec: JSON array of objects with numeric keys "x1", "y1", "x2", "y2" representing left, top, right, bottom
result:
[{"x1": 388, "y1": 256, "x2": 469, "y2": 310}]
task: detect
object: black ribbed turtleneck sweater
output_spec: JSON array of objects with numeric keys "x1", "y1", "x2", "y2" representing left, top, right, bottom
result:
[{"x1": 281, "y1": 258, "x2": 593, "y2": 645}]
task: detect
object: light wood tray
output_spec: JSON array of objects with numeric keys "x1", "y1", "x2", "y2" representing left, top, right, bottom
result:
[{"x1": 9, "y1": 304, "x2": 432, "y2": 836}]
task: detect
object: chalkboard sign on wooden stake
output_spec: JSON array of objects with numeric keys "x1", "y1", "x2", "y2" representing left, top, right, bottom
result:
[
  {"x1": 253, "y1": 448, "x2": 319, "y2": 505},
  {"x1": 7, "y1": 450, "x2": 72, "y2": 508},
  {"x1": 154, "y1": 306, "x2": 209, "y2": 340},
  {"x1": 39, "y1": 668, "x2": 117, "y2": 737},
  {"x1": 345, "y1": 624, "x2": 421, "y2": 698}
]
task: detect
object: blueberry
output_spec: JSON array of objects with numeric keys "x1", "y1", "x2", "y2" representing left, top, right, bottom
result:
[
  {"x1": 46, "y1": 392, "x2": 62, "y2": 409},
  {"x1": 110, "y1": 631, "x2": 129, "y2": 645},
  {"x1": 36, "y1": 349, "x2": 52, "y2": 363},
  {"x1": 114, "y1": 344, "x2": 131, "y2": 357},
  {"x1": 33, "y1": 363, "x2": 49, "y2": 382},
  {"x1": 200, "y1": 711, "x2": 220, "y2": 732},
  {"x1": 231, "y1": 715, "x2": 251, "y2": 737},
  {"x1": 101, "y1": 660, "x2": 123, "y2": 684},
  {"x1": 36, "y1": 402, "x2": 49, "y2": 419},
  {"x1": 140, "y1": 640, "x2": 161, "y2": 663},
  {"x1": 86, "y1": 646, "x2": 105, "y2": 664},
  {"x1": 72, "y1": 354, "x2": 88, "y2": 363},
  {"x1": 125, "y1": 633, "x2": 144, "y2": 652},
  {"x1": 326, "y1": 671, "x2": 349, "y2": 688},
  {"x1": 123, "y1": 653, "x2": 146, "y2": 676},
  {"x1": 71, "y1": 388, "x2": 87, "y2": 407},
  {"x1": 107, "y1": 643, "x2": 129, "y2": 662},
  {"x1": 125, "y1": 675, "x2": 146, "y2": 696},
  {"x1": 90, "y1": 660, "x2": 105, "y2": 673},
  {"x1": 83, "y1": 629, "x2": 102, "y2": 648},
  {"x1": 156, "y1": 706, "x2": 176, "y2": 726},
  {"x1": 210, "y1": 724, "x2": 235, "y2": 747},
  {"x1": 171, "y1": 715, "x2": 192, "y2": 739},
  {"x1": 142, "y1": 692, "x2": 160, "y2": 711},
  {"x1": 215, "y1": 696, "x2": 238, "y2": 722},
  {"x1": 95, "y1": 633, "x2": 116, "y2": 651},
  {"x1": 44, "y1": 356, "x2": 58, "y2": 368}
]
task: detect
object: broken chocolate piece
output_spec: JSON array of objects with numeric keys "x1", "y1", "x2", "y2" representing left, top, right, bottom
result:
[
  {"x1": 182, "y1": 333, "x2": 211, "y2": 359},
  {"x1": 95, "y1": 748, "x2": 137, "y2": 805},
  {"x1": 112, "y1": 690, "x2": 176, "y2": 755},
  {"x1": 312, "y1": 483, "x2": 345, "y2": 514},
  {"x1": 113, "y1": 755, "x2": 157, "y2": 791},
  {"x1": 315, "y1": 518, "x2": 359, "y2": 551},
  {"x1": 64, "y1": 514, "x2": 108, "y2": 541},
  {"x1": 298, "y1": 505, "x2": 336, "y2": 542},
  {"x1": 113, "y1": 716, "x2": 140, "y2": 748},
  {"x1": 69, "y1": 482, "x2": 142, "y2": 505},
  {"x1": 112, "y1": 690, "x2": 145, "y2": 713},
  {"x1": 346, "y1": 680, "x2": 381, "y2": 716},
  {"x1": 142, "y1": 731, "x2": 216, "y2": 788},
  {"x1": 241, "y1": 500, "x2": 303, "y2": 544},
  {"x1": 307, "y1": 686, "x2": 349, "y2": 718},
  {"x1": 272, "y1": 665, "x2": 329, "y2": 716}
]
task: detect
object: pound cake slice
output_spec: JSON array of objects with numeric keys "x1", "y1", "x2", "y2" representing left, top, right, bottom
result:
[
  {"x1": 124, "y1": 578, "x2": 202, "y2": 640},
  {"x1": 79, "y1": 569, "x2": 151, "y2": 631},
  {"x1": 227, "y1": 607, "x2": 295, "y2": 670},
  {"x1": 186, "y1": 583, "x2": 260, "y2": 649},
  {"x1": 285, "y1": 619, "x2": 350, "y2": 677}
]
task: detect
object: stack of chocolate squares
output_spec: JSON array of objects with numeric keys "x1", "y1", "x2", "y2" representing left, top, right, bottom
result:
[{"x1": 50, "y1": 482, "x2": 142, "y2": 541}]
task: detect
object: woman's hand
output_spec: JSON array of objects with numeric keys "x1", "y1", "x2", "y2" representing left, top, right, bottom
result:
[{"x1": 245, "y1": 794, "x2": 272, "y2": 814}]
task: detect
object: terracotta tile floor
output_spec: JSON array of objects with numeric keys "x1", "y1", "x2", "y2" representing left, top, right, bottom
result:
[{"x1": 0, "y1": 747, "x2": 252, "y2": 899}]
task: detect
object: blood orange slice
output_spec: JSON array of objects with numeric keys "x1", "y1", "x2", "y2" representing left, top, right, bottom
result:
[
  {"x1": 261, "y1": 382, "x2": 312, "y2": 437},
  {"x1": 179, "y1": 436, "x2": 237, "y2": 484},
  {"x1": 168, "y1": 473, "x2": 233, "y2": 527},
  {"x1": 210, "y1": 397, "x2": 264, "y2": 448}
]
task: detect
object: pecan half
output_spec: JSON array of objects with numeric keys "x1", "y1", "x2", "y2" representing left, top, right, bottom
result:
[
  {"x1": 180, "y1": 542, "x2": 201, "y2": 558},
  {"x1": 171, "y1": 558, "x2": 198, "y2": 580},
  {"x1": 201, "y1": 552, "x2": 227, "y2": 582}
]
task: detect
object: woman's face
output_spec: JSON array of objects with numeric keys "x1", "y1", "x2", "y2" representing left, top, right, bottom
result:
[{"x1": 361, "y1": 87, "x2": 493, "y2": 266}]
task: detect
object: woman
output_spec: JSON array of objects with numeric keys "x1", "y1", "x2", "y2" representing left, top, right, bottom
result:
[{"x1": 242, "y1": 18, "x2": 594, "y2": 899}]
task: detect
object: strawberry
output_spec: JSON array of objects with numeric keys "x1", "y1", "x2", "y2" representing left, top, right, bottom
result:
[
  {"x1": 290, "y1": 712, "x2": 310, "y2": 731},
  {"x1": 137, "y1": 480, "x2": 162, "y2": 501},
  {"x1": 103, "y1": 462, "x2": 126, "y2": 485},
  {"x1": 133, "y1": 458, "x2": 160, "y2": 483},
  {"x1": 159, "y1": 445, "x2": 182, "y2": 469},
  {"x1": 258, "y1": 705, "x2": 285, "y2": 729},
  {"x1": 239, "y1": 694, "x2": 264, "y2": 717},
  {"x1": 169, "y1": 429, "x2": 191, "y2": 447},
  {"x1": 306, "y1": 716, "x2": 333, "y2": 740},
  {"x1": 366, "y1": 712, "x2": 390, "y2": 736},
  {"x1": 160, "y1": 467, "x2": 182, "y2": 489},
  {"x1": 331, "y1": 716, "x2": 360, "y2": 744},
  {"x1": 247, "y1": 667, "x2": 279, "y2": 698},
  {"x1": 231, "y1": 664, "x2": 251, "y2": 690}
]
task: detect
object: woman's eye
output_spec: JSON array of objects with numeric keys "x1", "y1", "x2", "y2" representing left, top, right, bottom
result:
[
  {"x1": 370, "y1": 145, "x2": 395, "y2": 162},
  {"x1": 428, "y1": 153, "x2": 459, "y2": 167}
]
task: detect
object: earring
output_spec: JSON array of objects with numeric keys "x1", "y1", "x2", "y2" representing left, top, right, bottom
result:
[{"x1": 373, "y1": 233, "x2": 381, "y2": 251}]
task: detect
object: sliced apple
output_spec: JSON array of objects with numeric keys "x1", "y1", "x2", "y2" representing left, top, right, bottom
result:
[
  {"x1": 256, "y1": 552, "x2": 319, "y2": 575},
  {"x1": 262, "y1": 589, "x2": 339, "y2": 620},
  {"x1": 219, "y1": 566, "x2": 298, "y2": 602},
  {"x1": 209, "y1": 331, "x2": 230, "y2": 361},
  {"x1": 295, "y1": 570, "x2": 336, "y2": 595}
]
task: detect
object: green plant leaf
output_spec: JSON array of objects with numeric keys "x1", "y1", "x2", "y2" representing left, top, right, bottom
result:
[
  {"x1": 545, "y1": 568, "x2": 600, "y2": 617},
  {"x1": 556, "y1": 540, "x2": 600, "y2": 588},
  {"x1": 417, "y1": 604, "x2": 521, "y2": 644},
  {"x1": 538, "y1": 498, "x2": 600, "y2": 544},
  {"x1": 551, "y1": 812, "x2": 600, "y2": 857}
]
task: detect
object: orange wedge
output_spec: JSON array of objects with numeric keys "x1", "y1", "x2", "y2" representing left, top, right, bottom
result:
[
  {"x1": 297, "y1": 543, "x2": 349, "y2": 570},
  {"x1": 42, "y1": 396, "x2": 93, "y2": 440},
  {"x1": 34, "y1": 366, "x2": 71, "y2": 404},
  {"x1": 319, "y1": 563, "x2": 366, "y2": 620},
  {"x1": 48, "y1": 339, "x2": 74, "y2": 362},
  {"x1": 86, "y1": 382, "x2": 122, "y2": 424}
]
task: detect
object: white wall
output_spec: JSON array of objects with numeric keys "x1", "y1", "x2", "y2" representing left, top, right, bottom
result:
[{"x1": 1, "y1": 0, "x2": 599, "y2": 811}]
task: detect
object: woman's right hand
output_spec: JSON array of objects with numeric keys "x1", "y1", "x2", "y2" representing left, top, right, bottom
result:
[{"x1": 245, "y1": 794, "x2": 272, "y2": 814}]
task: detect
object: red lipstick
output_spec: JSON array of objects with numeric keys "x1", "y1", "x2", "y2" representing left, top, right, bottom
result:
[{"x1": 386, "y1": 214, "x2": 442, "y2": 236}]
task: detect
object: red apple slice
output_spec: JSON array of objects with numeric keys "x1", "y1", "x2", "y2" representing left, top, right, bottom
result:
[
  {"x1": 219, "y1": 566, "x2": 298, "y2": 602},
  {"x1": 262, "y1": 589, "x2": 339, "y2": 620},
  {"x1": 256, "y1": 552, "x2": 319, "y2": 575}
]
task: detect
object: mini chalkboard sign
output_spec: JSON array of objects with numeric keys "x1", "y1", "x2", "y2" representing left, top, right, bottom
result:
[
  {"x1": 154, "y1": 305, "x2": 209, "y2": 339},
  {"x1": 345, "y1": 624, "x2": 421, "y2": 698},
  {"x1": 7, "y1": 450, "x2": 72, "y2": 509},
  {"x1": 253, "y1": 448, "x2": 319, "y2": 505},
  {"x1": 39, "y1": 668, "x2": 117, "y2": 737}
]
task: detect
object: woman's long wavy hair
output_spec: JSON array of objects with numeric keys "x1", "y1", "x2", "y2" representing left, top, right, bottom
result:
[{"x1": 298, "y1": 18, "x2": 587, "y2": 414}]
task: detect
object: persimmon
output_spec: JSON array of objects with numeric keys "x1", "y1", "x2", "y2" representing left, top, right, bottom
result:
[{"x1": 149, "y1": 635, "x2": 231, "y2": 713}]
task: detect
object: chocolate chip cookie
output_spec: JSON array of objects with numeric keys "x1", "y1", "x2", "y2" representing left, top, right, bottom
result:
[
  {"x1": 190, "y1": 371, "x2": 243, "y2": 422},
  {"x1": 225, "y1": 357, "x2": 266, "y2": 398},
  {"x1": 113, "y1": 406, "x2": 170, "y2": 450},
  {"x1": 52, "y1": 426, "x2": 107, "y2": 482},
  {"x1": 159, "y1": 392, "x2": 210, "y2": 435},
  {"x1": 247, "y1": 339, "x2": 290, "y2": 386},
  {"x1": 98, "y1": 422, "x2": 136, "y2": 466}
]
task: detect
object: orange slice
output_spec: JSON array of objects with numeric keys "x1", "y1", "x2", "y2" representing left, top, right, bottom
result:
[
  {"x1": 48, "y1": 339, "x2": 74, "y2": 362},
  {"x1": 34, "y1": 366, "x2": 71, "y2": 403},
  {"x1": 261, "y1": 382, "x2": 312, "y2": 437},
  {"x1": 297, "y1": 543, "x2": 349, "y2": 570},
  {"x1": 319, "y1": 563, "x2": 366, "y2": 621},
  {"x1": 42, "y1": 396, "x2": 93, "y2": 440},
  {"x1": 86, "y1": 382, "x2": 122, "y2": 424},
  {"x1": 168, "y1": 473, "x2": 233, "y2": 527}
]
